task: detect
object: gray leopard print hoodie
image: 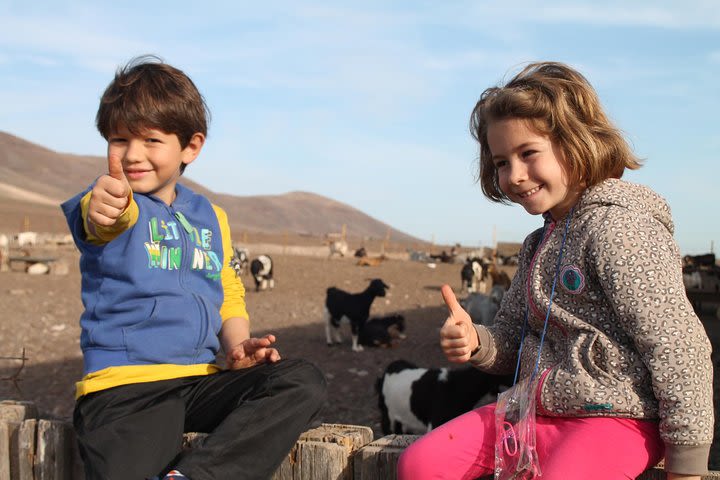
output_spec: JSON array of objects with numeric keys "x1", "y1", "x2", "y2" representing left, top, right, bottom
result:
[{"x1": 470, "y1": 178, "x2": 713, "y2": 474}]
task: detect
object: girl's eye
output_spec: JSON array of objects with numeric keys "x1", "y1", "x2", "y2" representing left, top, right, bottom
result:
[
  {"x1": 522, "y1": 150, "x2": 538, "y2": 159},
  {"x1": 494, "y1": 159, "x2": 508, "y2": 169}
]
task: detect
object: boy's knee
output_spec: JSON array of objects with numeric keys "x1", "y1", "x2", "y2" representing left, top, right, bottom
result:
[
  {"x1": 292, "y1": 359, "x2": 327, "y2": 399},
  {"x1": 273, "y1": 358, "x2": 327, "y2": 403}
]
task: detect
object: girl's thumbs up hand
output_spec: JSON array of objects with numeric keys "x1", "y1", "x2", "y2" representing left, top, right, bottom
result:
[
  {"x1": 87, "y1": 154, "x2": 130, "y2": 227},
  {"x1": 440, "y1": 284, "x2": 479, "y2": 363}
]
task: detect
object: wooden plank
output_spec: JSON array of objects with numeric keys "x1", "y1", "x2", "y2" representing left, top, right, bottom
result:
[
  {"x1": 182, "y1": 431, "x2": 207, "y2": 450},
  {"x1": 353, "y1": 434, "x2": 420, "y2": 480},
  {"x1": 17, "y1": 419, "x2": 36, "y2": 480},
  {"x1": 0, "y1": 422, "x2": 12, "y2": 480},
  {"x1": 637, "y1": 466, "x2": 720, "y2": 479},
  {"x1": 290, "y1": 440, "x2": 352, "y2": 479},
  {"x1": 296, "y1": 423, "x2": 373, "y2": 450},
  {"x1": 271, "y1": 423, "x2": 373, "y2": 480},
  {"x1": 34, "y1": 420, "x2": 72, "y2": 480},
  {"x1": 0, "y1": 401, "x2": 38, "y2": 423},
  {"x1": 181, "y1": 424, "x2": 373, "y2": 480},
  {"x1": 7, "y1": 421, "x2": 21, "y2": 480}
]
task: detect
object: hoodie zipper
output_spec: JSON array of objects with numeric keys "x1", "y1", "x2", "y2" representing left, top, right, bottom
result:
[
  {"x1": 171, "y1": 206, "x2": 209, "y2": 355},
  {"x1": 526, "y1": 221, "x2": 568, "y2": 337}
]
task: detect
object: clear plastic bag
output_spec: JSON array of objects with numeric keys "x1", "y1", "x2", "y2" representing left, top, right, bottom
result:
[{"x1": 494, "y1": 374, "x2": 542, "y2": 479}]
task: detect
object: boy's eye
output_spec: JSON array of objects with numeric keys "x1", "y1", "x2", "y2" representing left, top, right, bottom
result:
[{"x1": 146, "y1": 138, "x2": 162, "y2": 143}]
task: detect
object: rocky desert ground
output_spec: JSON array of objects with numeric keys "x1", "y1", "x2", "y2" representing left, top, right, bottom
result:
[
  {"x1": 2, "y1": 238, "x2": 719, "y2": 467},
  {"x1": 0, "y1": 240, "x2": 491, "y2": 438}
]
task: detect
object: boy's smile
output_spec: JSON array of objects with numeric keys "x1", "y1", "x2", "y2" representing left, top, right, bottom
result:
[
  {"x1": 487, "y1": 118, "x2": 580, "y2": 220},
  {"x1": 107, "y1": 125, "x2": 203, "y2": 205}
]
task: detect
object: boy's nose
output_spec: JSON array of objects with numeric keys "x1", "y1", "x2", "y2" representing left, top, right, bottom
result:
[{"x1": 124, "y1": 140, "x2": 143, "y2": 162}]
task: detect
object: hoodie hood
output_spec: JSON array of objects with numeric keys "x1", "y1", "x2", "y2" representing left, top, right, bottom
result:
[{"x1": 574, "y1": 178, "x2": 674, "y2": 235}]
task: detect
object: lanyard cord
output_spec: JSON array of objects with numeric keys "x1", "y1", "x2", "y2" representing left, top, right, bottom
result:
[{"x1": 512, "y1": 208, "x2": 574, "y2": 386}]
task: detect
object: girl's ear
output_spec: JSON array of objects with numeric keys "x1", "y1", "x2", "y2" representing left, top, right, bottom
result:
[{"x1": 181, "y1": 133, "x2": 205, "y2": 166}]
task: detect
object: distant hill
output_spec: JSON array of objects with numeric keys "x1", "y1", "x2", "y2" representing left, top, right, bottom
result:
[{"x1": 0, "y1": 131, "x2": 424, "y2": 245}]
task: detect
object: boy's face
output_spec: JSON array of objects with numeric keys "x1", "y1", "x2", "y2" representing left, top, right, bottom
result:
[{"x1": 107, "y1": 125, "x2": 204, "y2": 205}]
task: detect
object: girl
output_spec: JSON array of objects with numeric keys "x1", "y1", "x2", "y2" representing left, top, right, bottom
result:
[{"x1": 397, "y1": 62, "x2": 713, "y2": 480}]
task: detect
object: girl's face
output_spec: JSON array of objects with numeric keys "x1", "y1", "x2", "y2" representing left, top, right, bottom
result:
[{"x1": 487, "y1": 118, "x2": 581, "y2": 221}]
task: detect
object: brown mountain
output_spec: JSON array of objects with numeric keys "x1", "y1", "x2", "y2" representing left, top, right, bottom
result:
[{"x1": 0, "y1": 131, "x2": 424, "y2": 245}]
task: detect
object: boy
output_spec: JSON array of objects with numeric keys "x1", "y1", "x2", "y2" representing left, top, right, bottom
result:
[{"x1": 62, "y1": 56, "x2": 326, "y2": 480}]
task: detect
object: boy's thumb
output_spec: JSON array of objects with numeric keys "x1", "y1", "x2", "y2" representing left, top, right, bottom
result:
[{"x1": 108, "y1": 155, "x2": 125, "y2": 181}]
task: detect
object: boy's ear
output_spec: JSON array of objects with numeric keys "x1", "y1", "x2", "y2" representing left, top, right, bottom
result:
[{"x1": 181, "y1": 133, "x2": 205, "y2": 166}]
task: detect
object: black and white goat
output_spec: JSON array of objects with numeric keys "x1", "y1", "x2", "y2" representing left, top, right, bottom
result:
[
  {"x1": 250, "y1": 254, "x2": 274, "y2": 292},
  {"x1": 230, "y1": 246, "x2": 249, "y2": 277},
  {"x1": 460, "y1": 257, "x2": 486, "y2": 294},
  {"x1": 325, "y1": 278, "x2": 390, "y2": 352},
  {"x1": 358, "y1": 314, "x2": 406, "y2": 348},
  {"x1": 376, "y1": 359, "x2": 513, "y2": 435}
]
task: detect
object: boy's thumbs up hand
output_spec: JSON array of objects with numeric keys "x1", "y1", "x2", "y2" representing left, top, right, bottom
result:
[
  {"x1": 87, "y1": 154, "x2": 130, "y2": 227},
  {"x1": 440, "y1": 284, "x2": 479, "y2": 363},
  {"x1": 107, "y1": 153, "x2": 127, "y2": 182}
]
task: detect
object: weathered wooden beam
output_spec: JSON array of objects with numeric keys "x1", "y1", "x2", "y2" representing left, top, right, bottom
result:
[
  {"x1": 353, "y1": 434, "x2": 420, "y2": 480},
  {"x1": 34, "y1": 420, "x2": 73, "y2": 480},
  {"x1": 271, "y1": 423, "x2": 373, "y2": 480},
  {"x1": 17, "y1": 419, "x2": 36, "y2": 480},
  {"x1": 0, "y1": 401, "x2": 38, "y2": 424}
]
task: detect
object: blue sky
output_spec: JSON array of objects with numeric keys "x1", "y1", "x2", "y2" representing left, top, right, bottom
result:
[{"x1": 1, "y1": 1, "x2": 718, "y2": 254}]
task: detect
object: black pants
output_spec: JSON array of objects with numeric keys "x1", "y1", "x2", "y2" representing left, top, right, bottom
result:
[{"x1": 73, "y1": 359, "x2": 327, "y2": 480}]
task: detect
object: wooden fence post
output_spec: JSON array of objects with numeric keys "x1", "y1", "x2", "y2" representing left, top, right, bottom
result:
[
  {"x1": 272, "y1": 423, "x2": 373, "y2": 480},
  {"x1": 34, "y1": 420, "x2": 73, "y2": 480},
  {"x1": 353, "y1": 434, "x2": 420, "y2": 480},
  {"x1": 17, "y1": 419, "x2": 36, "y2": 480}
]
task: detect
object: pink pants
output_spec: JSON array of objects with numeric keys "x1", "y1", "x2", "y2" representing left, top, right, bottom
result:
[{"x1": 397, "y1": 404, "x2": 664, "y2": 480}]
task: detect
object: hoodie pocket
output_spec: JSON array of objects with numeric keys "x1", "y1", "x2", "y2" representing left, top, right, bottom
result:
[{"x1": 123, "y1": 297, "x2": 202, "y2": 364}]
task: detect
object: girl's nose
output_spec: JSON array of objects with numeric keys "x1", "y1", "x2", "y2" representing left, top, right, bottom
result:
[{"x1": 508, "y1": 161, "x2": 528, "y2": 185}]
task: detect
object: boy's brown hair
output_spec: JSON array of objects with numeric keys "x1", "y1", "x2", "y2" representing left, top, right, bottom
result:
[
  {"x1": 469, "y1": 61, "x2": 641, "y2": 203},
  {"x1": 96, "y1": 55, "x2": 210, "y2": 174}
]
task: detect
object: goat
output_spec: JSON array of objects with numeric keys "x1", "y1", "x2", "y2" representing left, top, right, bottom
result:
[
  {"x1": 230, "y1": 246, "x2": 249, "y2": 277},
  {"x1": 357, "y1": 254, "x2": 387, "y2": 267},
  {"x1": 376, "y1": 359, "x2": 513, "y2": 435},
  {"x1": 354, "y1": 247, "x2": 368, "y2": 258},
  {"x1": 460, "y1": 285, "x2": 506, "y2": 327},
  {"x1": 487, "y1": 263, "x2": 512, "y2": 290},
  {"x1": 250, "y1": 254, "x2": 274, "y2": 292},
  {"x1": 460, "y1": 257, "x2": 485, "y2": 293},
  {"x1": 328, "y1": 240, "x2": 348, "y2": 258},
  {"x1": 325, "y1": 278, "x2": 390, "y2": 352},
  {"x1": 683, "y1": 270, "x2": 703, "y2": 291},
  {"x1": 683, "y1": 253, "x2": 716, "y2": 269},
  {"x1": 358, "y1": 314, "x2": 406, "y2": 348}
]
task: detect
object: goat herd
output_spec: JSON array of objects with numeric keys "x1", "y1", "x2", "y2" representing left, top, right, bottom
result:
[{"x1": 231, "y1": 246, "x2": 518, "y2": 435}]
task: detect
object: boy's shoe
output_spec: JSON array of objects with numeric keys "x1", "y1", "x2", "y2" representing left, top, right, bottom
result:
[{"x1": 164, "y1": 470, "x2": 187, "y2": 479}]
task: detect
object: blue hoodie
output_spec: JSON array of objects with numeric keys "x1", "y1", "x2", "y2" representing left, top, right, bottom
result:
[{"x1": 63, "y1": 183, "x2": 245, "y2": 378}]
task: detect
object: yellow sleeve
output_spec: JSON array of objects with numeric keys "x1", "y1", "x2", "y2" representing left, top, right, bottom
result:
[
  {"x1": 213, "y1": 204, "x2": 249, "y2": 323},
  {"x1": 80, "y1": 190, "x2": 139, "y2": 245}
]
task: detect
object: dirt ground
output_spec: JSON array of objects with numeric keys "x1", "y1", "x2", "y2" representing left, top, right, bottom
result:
[
  {"x1": 2, "y1": 243, "x2": 719, "y2": 448},
  {"x1": 0, "y1": 243, "x2": 481, "y2": 438}
]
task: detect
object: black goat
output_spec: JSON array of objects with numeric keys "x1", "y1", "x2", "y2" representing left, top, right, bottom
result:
[
  {"x1": 359, "y1": 314, "x2": 406, "y2": 348},
  {"x1": 324, "y1": 278, "x2": 390, "y2": 352}
]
